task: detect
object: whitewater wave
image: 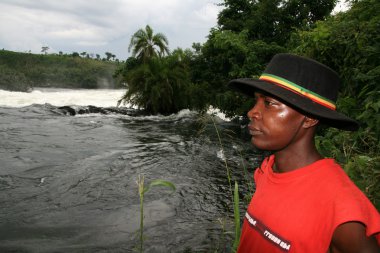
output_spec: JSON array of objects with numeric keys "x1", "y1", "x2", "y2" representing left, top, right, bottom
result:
[
  {"x1": 0, "y1": 88, "x2": 230, "y2": 122},
  {"x1": 0, "y1": 88, "x2": 127, "y2": 108}
]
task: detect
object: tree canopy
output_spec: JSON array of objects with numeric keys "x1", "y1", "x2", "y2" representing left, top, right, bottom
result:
[
  {"x1": 117, "y1": 50, "x2": 192, "y2": 114},
  {"x1": 118, "y1": 26, "x2": 192, "y2": 114},
  {"x1": 0, "y1": 50, "x2": 119, "y2": 91},
  {"x1": 217, "y1": 0, "x2": 337, "y2": 45},
  {"x1": 128, "y1": 25, "x2": 170, "y2": 63},
  {"x1": 289, "y1": 0, "x2": 380, "y2": 208}
]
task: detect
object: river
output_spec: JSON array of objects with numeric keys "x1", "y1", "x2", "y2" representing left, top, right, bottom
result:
[{"x1": 0, "y1": 88, "x2": 261, "y2": 253}]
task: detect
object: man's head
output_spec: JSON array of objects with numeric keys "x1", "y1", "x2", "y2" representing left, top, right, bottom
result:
[
  {"x1": 247, "y1": 91, "x2": 319, "y2": 151},
  {"x1": 229, "y1": 53, "x2": 358, "y2": 131}
]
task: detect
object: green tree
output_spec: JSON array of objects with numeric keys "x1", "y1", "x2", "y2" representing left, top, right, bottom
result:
[
  {"x1": 118, "y1": 52, "x2": 191, "y2": 114},
  {"x1": 105, "y1": 52, "x2": 113, "y2": 61},
  {"x1": 128, "y1": 25, "x2": 169, "y2": 63},
  {"x1": 187, "y1": 0, "x2": 336, "y2": 118},
  {"x1": 0, "y1": 50, "x2": 119, "y2": 90},
  {"x1": 189, "y1": 29, "x2": 284, "y2": 117},
  {"x1": 217, "y1": 0, "x2": 252, "y2": 32},
  {"x1": 218, "y1": 0, "x2": 336, "y2": 45},
  {"x1": 41, "y1": 46, "x2": 49, "y2": 54},
  {"x1": 0, "y1": 64, "x2": 30, "y2": 91},
  {"x1": 117, "y1": 26, "x2": 192, "y2": 114}
]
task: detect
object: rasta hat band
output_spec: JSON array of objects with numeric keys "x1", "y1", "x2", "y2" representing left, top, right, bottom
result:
[{"x1": 228, "y1": 53, "x2": 359, "y2": 131}]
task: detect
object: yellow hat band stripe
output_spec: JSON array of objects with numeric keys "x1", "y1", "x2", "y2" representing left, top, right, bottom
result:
[{"x1": 259, "y1": 73, "x2": 336, "y2": 110}]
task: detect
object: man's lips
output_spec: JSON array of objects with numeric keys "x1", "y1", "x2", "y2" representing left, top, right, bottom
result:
[{"x1": 248, "y1": 125, "x2": 262, "y2": 135}]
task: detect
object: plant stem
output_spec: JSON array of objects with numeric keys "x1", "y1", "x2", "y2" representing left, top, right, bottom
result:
[
  {"x1": 210, "y1": 115, "x2": 241, "y2": 251},
  {"x1": 232, "y1": 181, "x2": 241, "y2": 252},
  {"x1": 211, "y1": 116, "x2": 233, "y2": 198},
  {"x1": 137, "y1": 174, "x2": 145, "y2": 253}
]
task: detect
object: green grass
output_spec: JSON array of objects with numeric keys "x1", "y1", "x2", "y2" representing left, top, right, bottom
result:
[{"x1": 135, "y1": 174, "x2": 175, "y2": 252}]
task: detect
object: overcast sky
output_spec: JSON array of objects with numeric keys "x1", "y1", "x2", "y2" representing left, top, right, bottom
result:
[
  {"x1": 0, "y1": 0, "x2": 349, "y2": 61},
  {"x1": 0, "y1": 0, "x2": 223, "y2": 60}
]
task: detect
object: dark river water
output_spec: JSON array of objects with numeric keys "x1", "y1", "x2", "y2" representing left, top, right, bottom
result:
[{"x1": 0, "y1": 89, "x2": 262, "y2": 253}]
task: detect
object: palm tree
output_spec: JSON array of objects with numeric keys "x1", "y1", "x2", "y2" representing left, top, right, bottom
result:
[
  {"x1": 128, "y1": 25, "x2": 170, "y2": 62},
  {"x1": 41, "y1": 46, "x2": 49, "y2": 54},
  {"x1": 105, "y1": 52, "x2": 113, "y2": 61},
  {"x1": 117, "y1": 53, "x2": 190, "y2": 114}
]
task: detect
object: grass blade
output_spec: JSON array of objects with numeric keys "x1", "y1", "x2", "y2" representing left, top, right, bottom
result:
[{"x1": 232, "y1": 181, "x2": 241, "y2": 252}]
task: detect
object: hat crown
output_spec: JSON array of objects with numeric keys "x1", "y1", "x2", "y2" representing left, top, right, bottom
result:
[{"x1": 263, "y1": 54, "x2": 340, "y2": 103}]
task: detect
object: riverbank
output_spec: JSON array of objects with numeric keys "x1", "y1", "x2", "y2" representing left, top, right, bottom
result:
[{"x1": 0, "y1": 50, "x2": 121, "y2": 92}]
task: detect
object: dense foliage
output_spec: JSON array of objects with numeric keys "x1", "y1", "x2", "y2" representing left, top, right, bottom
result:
[
  {"x1": 117, "y1": 26, "x2": 196, "y2": 114},
  {"x1": 0, "y1": 63, "x2": 30, "y2": 91},
  {"x1": 185, "y1": 0, "x2": 337, "y2": 118},
  {"x1": 117, "y1": 49, "x2": 193, "y2": 114},
  {"x1": 289, "y1": 0, "x2": 380, "y2": 209},
  {"x1": 217, "y1": 0, "x2": 336, "y2": 45},
  {"x1": 0, "y1": 50, "x2": 120, "y2": 91}
]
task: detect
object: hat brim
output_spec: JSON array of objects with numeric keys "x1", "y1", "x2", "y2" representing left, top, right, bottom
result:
[{"x1": 228, "y1": 78, "x2": 359, "y2": 131}]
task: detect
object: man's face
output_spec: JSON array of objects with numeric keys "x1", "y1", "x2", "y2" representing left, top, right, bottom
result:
[{"x1": 247, "y1": 92, "x2": 306, "y2": 151}]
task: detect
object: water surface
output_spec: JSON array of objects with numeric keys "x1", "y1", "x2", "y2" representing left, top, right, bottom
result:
[{"x1": 0, "y1": 88, "x2": 261, "y2": 252}]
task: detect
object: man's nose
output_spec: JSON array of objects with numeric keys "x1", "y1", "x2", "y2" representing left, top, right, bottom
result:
[{"x1": 247, "y1": 101, "x2": 262, "y2": 120}]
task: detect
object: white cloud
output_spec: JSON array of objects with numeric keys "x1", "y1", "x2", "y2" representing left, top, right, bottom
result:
[
  {"x1": 194, "y1": 3, "x2": 221, "y2": 23},
  {"x1": 0, "y1": 0, "x2": 222, "y2": 59}
]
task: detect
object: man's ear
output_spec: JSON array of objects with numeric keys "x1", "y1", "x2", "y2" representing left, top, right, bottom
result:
[{"x1": 303, "y1": 116, "x2": 319, "y2": 129}]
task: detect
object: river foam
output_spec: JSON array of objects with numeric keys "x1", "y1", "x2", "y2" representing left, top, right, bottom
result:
[
  {"x1": 0, "y1": 88, "x2": 230, "y2": 121},
  {"x1": 0, "y1": 88, "x2": 127, "y2": 108}
]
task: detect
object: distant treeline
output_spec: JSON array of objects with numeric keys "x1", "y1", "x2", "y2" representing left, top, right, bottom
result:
[{"x1": 0, "y1": 50, "x2": 122, "y2": 91}]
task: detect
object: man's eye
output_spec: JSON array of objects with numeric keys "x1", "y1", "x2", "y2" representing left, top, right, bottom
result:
[{"x1": 264, "y1": 99, "x2": 274, "y2": 106}]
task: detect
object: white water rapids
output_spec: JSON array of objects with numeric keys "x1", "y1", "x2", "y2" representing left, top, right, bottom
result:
[
  {"x1": 0, "y1": 88, "x2": 230, "y2": 121},
  {"x1": 0, "y1": 87, "x2": 257, "y2": 252},
  {"x1": 0, "y1": 88, "x2": 128, "y2": 108}
]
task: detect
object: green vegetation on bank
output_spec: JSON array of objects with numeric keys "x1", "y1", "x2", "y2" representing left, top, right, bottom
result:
[
  {"x1": 0, "y1": 50, "x2": 121, "y2": 91},
  {"x1": 291, "y1": 0, "x2": 380, "y2": 210},
  {"x1": 116, "y1": 25, "x2": 194, "y2": 114}
]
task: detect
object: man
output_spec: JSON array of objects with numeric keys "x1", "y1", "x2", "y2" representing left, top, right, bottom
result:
[{"x1": 228, "y1": 54, "x2": 380, "y2": 252}]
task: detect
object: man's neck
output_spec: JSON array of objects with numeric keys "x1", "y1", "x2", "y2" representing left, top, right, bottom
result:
[{"x1": 273, "y1": 145, "x2": 322, "y2": 173}]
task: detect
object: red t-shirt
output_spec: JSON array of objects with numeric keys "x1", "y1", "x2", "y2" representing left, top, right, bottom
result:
[{"x1": 237, "y1": 155, "x2": 380, "y2": 253}]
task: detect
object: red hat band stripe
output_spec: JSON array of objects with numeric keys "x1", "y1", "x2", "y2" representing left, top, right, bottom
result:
[{"x1": 259, "y1": 74, "x2": 336, "y2": 110}]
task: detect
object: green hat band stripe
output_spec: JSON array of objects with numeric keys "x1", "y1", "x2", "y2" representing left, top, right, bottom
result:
[{"x1": 260, "y1": 73, "x2": 336, "y2": 110}]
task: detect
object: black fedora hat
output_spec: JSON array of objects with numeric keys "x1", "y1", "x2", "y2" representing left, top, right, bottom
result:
[{"x1": 228, "y1": 53, "x2": 359, "y2": 131}]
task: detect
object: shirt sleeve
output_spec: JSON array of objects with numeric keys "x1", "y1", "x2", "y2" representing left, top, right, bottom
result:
[{"x1": 331, "y1": 175, "x2": 380, "y2": 240}]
